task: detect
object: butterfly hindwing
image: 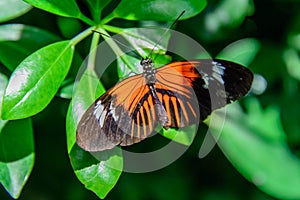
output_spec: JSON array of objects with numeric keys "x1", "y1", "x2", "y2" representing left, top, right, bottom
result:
[{"x1": 156, "y1": 59, "x2": 253, "y2": 122}]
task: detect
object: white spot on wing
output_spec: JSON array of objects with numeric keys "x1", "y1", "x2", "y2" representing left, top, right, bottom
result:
[
  {"x1": 202, "y1": 73, "x2": 210, "y2": 89},
  {"x1": 93, "y1": 101, "x2": 106, "y2": 127},
  {"x1": 109, "y1": 102, "x2": 119, "y2": 121},
  {"x1": 212, "y1": 61, "x2": 225, "y2": 84},
  {"x1": 201, "y1": 61, "x2": 226, "y2": 88}
]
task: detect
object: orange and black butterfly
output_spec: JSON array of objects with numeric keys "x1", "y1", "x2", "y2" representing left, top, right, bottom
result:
[{"x1": 76, "y1": 57, "x2": 253, "y2": 152}]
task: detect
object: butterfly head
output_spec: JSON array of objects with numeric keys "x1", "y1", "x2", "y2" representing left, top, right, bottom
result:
[{"x1": 140, "y1": 57, "x2": 153, "y2": 66}]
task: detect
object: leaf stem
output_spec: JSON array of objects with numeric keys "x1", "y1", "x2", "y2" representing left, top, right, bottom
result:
[
  {"x1": 102, "y1": 25, "x2": 124, "y2": 34},
  {"x1": 79, "y1": 13, "x2": 96, "y2": 26},
  {"x1": 87, "y1": 31, "x2": 101, "y2": 71},
  {"x1": 70, "y1": 26, "x2": 96, "y2": 46},
  {"x1": 101, "y1": 13, "x2": 115, "y2": 25}
]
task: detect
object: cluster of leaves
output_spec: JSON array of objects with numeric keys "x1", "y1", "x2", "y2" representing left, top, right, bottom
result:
[
  {"x1": 0, "y1": 0, "x2": 207, "y2": 198},
  {"x1": 0, "y1": 0, "x2": 300, "y2": 199}
]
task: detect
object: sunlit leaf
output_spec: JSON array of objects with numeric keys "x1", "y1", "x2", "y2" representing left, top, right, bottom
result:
[
  {"x1": 70, "y1": 145, "x2": 123, "y2": 199},
  {"x1": 24, "y1": 0, "x2": 91, "y2": 23},
  {"x1": 2, "y1": 41, "x2": 74, "y2": 120},
  {"x1": 66, "y1": 69, "x2": 122, "y2": 199},
  {"x1": 0, "y1": 73, "x2": 8, "y2": 114},
  {"x1": 160, "y1": 125, "x2": 197, "y2": 146},
  {"x1": 0, "y1": 0, "x2": 32, "y2": 23}
]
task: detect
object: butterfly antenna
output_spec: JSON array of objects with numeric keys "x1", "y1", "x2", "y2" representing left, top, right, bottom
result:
[
  {"x1": 92, "y1": 30, "x2": 140, "y2": 58},
  {"x1": 92, "y1": 30, "x2": 130, "y2": 49},
  {"x1": 148, "y1": 10, "x2": 186, "y2": 59}
]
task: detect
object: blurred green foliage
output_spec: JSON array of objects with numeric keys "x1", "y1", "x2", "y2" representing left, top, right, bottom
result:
[{"x1": 0, "y1": 0, "x2": 300, "y2": 200}]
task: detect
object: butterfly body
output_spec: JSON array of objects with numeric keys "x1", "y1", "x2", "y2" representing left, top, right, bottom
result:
[
  {"x1": 76, "y1": 59, "x2": 253, "y2": 152},
  {"x1": 141, "y1": 57, "x2": 170, "y2": 129}
]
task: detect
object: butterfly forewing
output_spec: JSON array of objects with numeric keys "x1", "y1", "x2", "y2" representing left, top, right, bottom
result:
[{"x1": 76, "y1": 74, "x2": 159, "y2": 151}]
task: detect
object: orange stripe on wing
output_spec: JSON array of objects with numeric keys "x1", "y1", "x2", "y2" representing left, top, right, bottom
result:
[
  {"x1": 170, "y1": 96, "x2": 180, "y2": 126},
  {"x1": 128, "y1": 85, "x2": 149, "y2": 114}
]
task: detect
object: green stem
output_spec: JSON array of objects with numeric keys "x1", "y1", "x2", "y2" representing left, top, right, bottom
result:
[
  {"x1": 70, "y1": 26, "x2": 96, "y2": 46},
  {"x1": 87, "y1": 31, "x2": 101, "y2": 71},
  {"x1": 79, "y1": 13, "x2": 96, "y2": 26},
  {"x1": 92, "y1": 9, "x2": 101, "y2": 24},
  {"x1": 102, "y1": 25, "x2": 124, "y2": 34},
  {"x1": 101, "y1": 12, "x2": 115, "y2": 25}
]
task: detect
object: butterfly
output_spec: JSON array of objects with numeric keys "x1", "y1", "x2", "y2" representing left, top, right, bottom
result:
[{"x1": 76, "y1": 57, "x2": 253, "y2": 152}]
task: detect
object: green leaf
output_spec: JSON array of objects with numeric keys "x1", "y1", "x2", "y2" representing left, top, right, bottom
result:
[
  {"x1": 209, "y1": 98, "x2": 300, "y2": 199},
  {"x1": 0, "y1": 24, "x2": 61, "y2": 71},
  {"x1": 217, "y1": 38, "x2": 261, "y2": 66},
  {"x1": 66, "y1": 69, "x2": 106, "y2": 152},
  {"x1": 23, "y1": 0, "x2": 92, "y2": 24},
  {"x1": 120, "y1": 28, "x2": 171, "y2": 57},
  {"x1": 117, "y1": 54, "x2": 141, "y2": 79},
  {"x1": 0, "y1": 73, "x2": 8, "y2": 114},
  {"x1": 0, "y1": 118, "x2": 34, "y2": 199},
  {"x1": 24, "y1": 0, "x2": 80, "y2": 17},
  {"x1": 0, "y1": 0, "x2": 32, "y2": 23},
  {"x1": 283, "y1": 48, "x2": 300, "y2": 81},
  {"x1": 2, "y1": 41, "x2": 74, "y2": 120},
  {"x1": 203, "y1": 0, "x2": 254, "y2": 32},
  {"x1": 86, "y1": 0, "x2": 112, "y2": 22},
  {"x1": 110, "y1": 0, "x2": 206, "y2": 21},
  {"x1": 160, "y1": 125, "x2": 197, "y2": 146},
  {"x1": 70, "y1": 145, "x2": 123, "y2": 199},
  {"x1": 287, "y1": 13, "x2": 300, "y2": 51},
  {"x1": 66, "y1": 69, "x2": 123, "y2": 198}
]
